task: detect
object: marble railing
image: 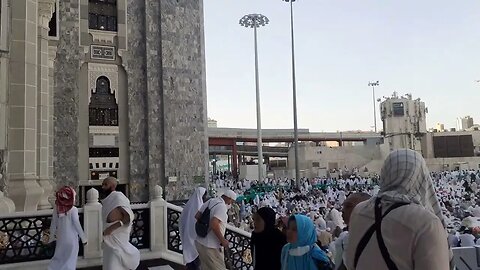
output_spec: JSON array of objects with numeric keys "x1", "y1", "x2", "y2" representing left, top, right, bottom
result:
[
  {"x1": 0, "y1": 208, "x2": 84, "y2": 264},
  {"x1": 0, "y1": 186, "x2": 182, "y2": 270}
]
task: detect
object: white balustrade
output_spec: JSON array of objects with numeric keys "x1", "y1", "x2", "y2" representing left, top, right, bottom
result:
[
  {"x1": 83, "y1": 188, "x2": 103, "y2": 260},
  {"x1": 0, "y1": 184, "x2": 186, "y2": 269},
  {"x1": 0, "y1": 190, "x2": 14, "y2": 214}
]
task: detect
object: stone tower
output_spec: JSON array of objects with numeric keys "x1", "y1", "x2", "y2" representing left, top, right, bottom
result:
[
  {"x1": 53, "y1": 0, "x2": 208, "y2": 202},
  {"x1": 380, "y1": 92, "x2": 427, "y2": 152},
  {"x1": 1, "y1": 0, "x2": 208, "y2": 210}
]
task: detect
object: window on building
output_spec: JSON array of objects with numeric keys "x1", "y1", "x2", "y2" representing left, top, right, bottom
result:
[
  {"x1": 392, "y1": 102, "x2": 405, "y2": 117},
  {"x1": 89, "y1": 0, "x2": 117, "y2": 32},
  {"x1": 89, "y1": 148, "x2": 119, "y2": 157},
  {"x1": 89, "y1": 76, "x2": 118, "y2": 126},
  {"x1": 48, "y1": 6, "x2": 57, "y2": 37},
  {"x1": 0, "y1": 0, "x2": 9, "y2": 51}
]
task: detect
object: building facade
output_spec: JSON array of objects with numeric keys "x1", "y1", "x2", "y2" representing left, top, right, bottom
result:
[
  {"x1": 461, "y1": 116, "x2": 474, "y2": 131},
  {"x1": 0, "y1": 0, "x2": 209, "y2": 212},
  {"x1": 208, "y1": 118, "x2": 218, "y2": 128},
  {"x1": 380, "y1": 92, "x2": 427, "y2": 151},
  {"x1": 285, "y1": 93, "x2": 480, "y2": 177}
]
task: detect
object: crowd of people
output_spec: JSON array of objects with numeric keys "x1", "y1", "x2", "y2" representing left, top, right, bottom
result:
[
  {"x1": 45, "y1": 148, "x2": 480, "y2": 270},
  {"x1": 181, "y1": 149, "x2": 480, "y2": 270}
]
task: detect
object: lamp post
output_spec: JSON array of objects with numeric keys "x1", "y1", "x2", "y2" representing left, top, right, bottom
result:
[
  {"x1": 239, "y1": 14, "x2": 269, "y2": 181},
  {"x1": 368, "y1": 81, "x2": 379, "y2": 133},
  {"x1": 282, "y1": 0, "x2": 300, "y2": 187}
]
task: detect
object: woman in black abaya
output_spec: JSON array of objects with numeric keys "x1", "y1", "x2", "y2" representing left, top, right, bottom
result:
[{"x1": 251, "y1": 207, "x2": 287, "y2": 270}]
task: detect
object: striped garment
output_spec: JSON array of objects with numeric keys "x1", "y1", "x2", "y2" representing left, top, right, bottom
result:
[{"x1": 376, "y1": 148, "x2": 446, "y2": 228}]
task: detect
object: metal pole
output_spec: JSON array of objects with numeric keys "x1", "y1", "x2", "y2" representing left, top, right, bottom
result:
[
  {"x1": 254, "y1": 25, "x2": 264, "y2": 181},
  {"x1": 372, "y1": 85, "x2": 377, "y2": 133},
  {"x1": 290, "y1": 1, "x2": 300, "y2": 187}
]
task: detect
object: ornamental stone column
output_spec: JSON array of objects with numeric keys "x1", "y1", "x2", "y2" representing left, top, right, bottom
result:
[
  {"x1": 36, "y1": 0, "x2": 56, "y2": 210},
  {"x1": 7, "y1": 0, "x2": 44, "y2": 211}
]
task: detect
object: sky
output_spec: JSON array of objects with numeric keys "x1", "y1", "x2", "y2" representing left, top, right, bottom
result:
[{"x1": 203, "y1": 0, "x2": 480, "y2": 132}]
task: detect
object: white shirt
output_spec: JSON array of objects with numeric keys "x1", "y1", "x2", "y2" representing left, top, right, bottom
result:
[
  {"x1": 196, "y1": 197, "x2": 228, "y2": 249},
  {"x1": 459, "y1": 233, "x2": 476, "y2": 247},
  {"x1": 334, "y1": 231, "x2": 349, "y2": 269}
]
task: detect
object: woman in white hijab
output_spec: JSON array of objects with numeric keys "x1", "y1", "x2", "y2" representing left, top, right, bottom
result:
[
  {"x1": 345, "y1": 149, "x2": 450, "y2": 270},
  {"x1": 329, "y1": 207, "x2": 345, "y2": 229},
  {"x1": 179, "y1": 187, "x2": 207, "y2": 270}
]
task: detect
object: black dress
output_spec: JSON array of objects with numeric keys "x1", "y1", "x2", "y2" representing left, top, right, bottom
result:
[{"x1": 250, "y1": 207, "x2": 287, "y2": 270}]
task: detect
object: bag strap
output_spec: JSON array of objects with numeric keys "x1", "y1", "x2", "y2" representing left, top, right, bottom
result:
[
  {"x1": 198, "y1": 200, "x2": 222, "y2": 221},
  {"x1": 374, "y1": 198, "x2": 400, "y2": 270},
  {"x1": 354, "y1": 198, "x2": 409, "y2": 268},
  {"x1": 209, "y1": 201, "x2": 222, "y2": 211}
]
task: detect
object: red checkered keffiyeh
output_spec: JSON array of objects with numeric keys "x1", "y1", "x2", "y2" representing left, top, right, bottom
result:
[{"x1": 55, "y1": 186, "x2": 75, "y2": 215}]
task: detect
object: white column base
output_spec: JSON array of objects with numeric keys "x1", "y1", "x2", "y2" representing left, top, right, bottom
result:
[
  {"x1": 7, "y1": 175, "x2": 44, "y2": 212},
  {"x1": 37, "y1": 178, "x2": 53, "y2": 209},
  {"x1": 0, "y1": 190, "x2": 15, "y2": 214}
]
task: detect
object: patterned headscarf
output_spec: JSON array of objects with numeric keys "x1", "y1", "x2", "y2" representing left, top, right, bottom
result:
[
  {"x1": 378, "y1": 149, "x2": 445, "y2": 227},
  {"x1": 55, "y1": 186, "x2": 76, "y2": 215}
]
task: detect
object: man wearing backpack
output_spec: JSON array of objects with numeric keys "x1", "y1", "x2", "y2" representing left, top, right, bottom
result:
[{"x1": 195, "y1": 190, "x2": 237, "y2": 270}]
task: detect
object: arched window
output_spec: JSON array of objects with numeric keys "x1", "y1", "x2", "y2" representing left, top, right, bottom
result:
[
  {"x1": 89, "y1": 0, "x2": 117, "y2": 32},
  {"x1": 48, "y1": 3, "x2": 58, "y2": 37},
  {"x1": 89, "y1": 76, "x2": 118, "y2": 126},
  {"x1": 96, "y1": 76, "x2": 110, "y2": 94}
]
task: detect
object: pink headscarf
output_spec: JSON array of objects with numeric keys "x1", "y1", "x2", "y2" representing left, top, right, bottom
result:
[{"x1": 55, "y1": 186, "x2": 76, "y2": 215}]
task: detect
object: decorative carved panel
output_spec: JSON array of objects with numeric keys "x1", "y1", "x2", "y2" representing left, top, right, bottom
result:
[{"x1": 91, "y1": 45, "x2": 116, "y2": 60}]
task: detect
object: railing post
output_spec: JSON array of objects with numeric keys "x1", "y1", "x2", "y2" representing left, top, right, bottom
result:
[
  {"x1": 150, "y1": 185, "x2": 166, "y2": 252},
  {"x1": 83, "y1": 188, "x2": 103, "y2": 259},
  {"x1": 0, "y1": 190, "x2": 15, "y2": 214}
]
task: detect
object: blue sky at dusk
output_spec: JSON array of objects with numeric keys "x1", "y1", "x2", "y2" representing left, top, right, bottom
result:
[{"x1": 204, "y1": 0, "x2": 480, "y2": 131}]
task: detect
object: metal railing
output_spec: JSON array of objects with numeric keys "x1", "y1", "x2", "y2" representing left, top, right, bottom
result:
[
  {"x1": 130, "y1": 203, "x2": 150, "y2": 250},
  {"x1": 0, "y1": 203, "x2": 152, "y2": 266},
  {"x1": 0, "y1": 208, "x2": 84, "y2": 265},
  {"x1": 0, "y1": 198, "x2": 252, "y2": 269}
]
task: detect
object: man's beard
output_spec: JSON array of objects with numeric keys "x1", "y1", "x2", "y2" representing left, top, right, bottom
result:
[{"x1": 101, "y1": 189, "x2": 113, "y2": 199}]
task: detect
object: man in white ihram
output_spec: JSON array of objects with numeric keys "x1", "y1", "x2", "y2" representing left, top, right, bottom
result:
[
  {"x1": 195, "y1": 190, "x2": 237, "y2": 270},
  {"x1": 101, "y1": 177, "x2": 140, "y2": 270}
]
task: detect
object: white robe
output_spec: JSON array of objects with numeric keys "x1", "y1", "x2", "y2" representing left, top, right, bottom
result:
[
  {"x1": 102, "y1": 191, "x2": 140, "y2": 270},
  {"x1": 48, "y1": 206, "x2": 86, "y2": 270},
  {"x1": 179, "y1": 187, "x2": 206, "y2": 264}
]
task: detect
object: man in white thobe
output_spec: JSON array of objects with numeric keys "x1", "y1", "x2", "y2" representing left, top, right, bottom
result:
[{"x1": 101, "y1": 177, "x2": 140, "y2": 270}]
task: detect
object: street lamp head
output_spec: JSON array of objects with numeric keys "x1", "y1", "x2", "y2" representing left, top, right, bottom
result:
[
  {"x1": 282, "y1": 0, "x2": 297, "y2": 2},
  {"x1": 239, "y1": 14, "x2": 270, "y2": 28},
  {"x1": 368, "y1": 81, "x2": 380, "y2": 87}
]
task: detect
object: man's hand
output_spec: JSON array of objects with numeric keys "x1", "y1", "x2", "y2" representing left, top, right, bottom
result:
[
  {"x1": 195, "y1": 211, "x2": 202, "y2": 221},
  {"x1": 221, "y1": 239, "x2": 230, "y2": 249},
  {"x1": 103, "y1": 226, "x2": 114, "y2": 236}
]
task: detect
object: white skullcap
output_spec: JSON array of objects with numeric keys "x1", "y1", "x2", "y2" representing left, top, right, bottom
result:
[{"x1": 224, "y1": 190, "x2": 237, "y2": 201}]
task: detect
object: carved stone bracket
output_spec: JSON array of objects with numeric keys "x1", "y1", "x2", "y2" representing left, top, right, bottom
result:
[
  {"x1": 89, "y1": 30, "x2": 117, "y2": 44},
  {"x1": 38, "y1": 0, "x2": 56, "y2": 29}
]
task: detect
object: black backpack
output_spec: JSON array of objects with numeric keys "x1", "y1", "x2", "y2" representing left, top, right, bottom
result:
[{"x1": 195, "y1": 200, "x2": 221, "y2": 238}]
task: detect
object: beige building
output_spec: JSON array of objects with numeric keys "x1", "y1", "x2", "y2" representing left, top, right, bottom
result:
[
  {"x1": 436, "y1": 123, "x2": 446, "y2": 132},
  {"x1": 380, "y1": 92, "x2": 427, "y2": 151},
  {"x1": 208, "y1": 118, "x2": 218, "y2": 128},
  {"x1": 461, "y1": 116, "x2": 475, "y2": 131},
  {"x1": 0, "y1": 0, "x2": 209, "y2": 212}
]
